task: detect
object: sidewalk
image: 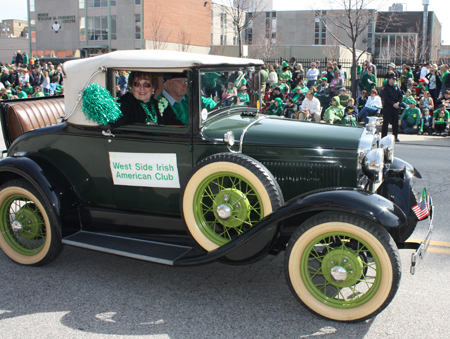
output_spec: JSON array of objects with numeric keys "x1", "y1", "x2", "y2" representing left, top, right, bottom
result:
[{"x1": 374, "y1": 124, "x2": 450, "y2": 147}]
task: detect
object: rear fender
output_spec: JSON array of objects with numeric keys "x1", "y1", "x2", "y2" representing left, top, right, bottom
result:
[
  {"x1": 0, "y1": 153, "x2": 81, "y2": 240},
  {"x1": 175, "y1": 188, "x2": 407, "y2": 266}
]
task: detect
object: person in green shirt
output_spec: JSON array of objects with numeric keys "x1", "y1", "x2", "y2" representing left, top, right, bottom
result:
[
  {"x1": 161, "y1": 73, "x2": 189, "y2": 126},
  {"x1": 440, "y1": 64, "x2": 449, "y2": 97},
  {"x1": 33, "y1": 86, "x2": 44, "y2": 98},
  {"x1": 398, "y1": 100, "x2": 421, "y2": 134},
  {"x1": 343, "y1": 98, "x2": 358, "y2": 127},
  {"x1": 15, "y1": 87, "x2": 28, "y2": 99},
  {"x1": 22, "y1": 52, "x2": 29, "y2": 65},
  {"x1": 260, "y1": 65, "x2": 269, "y2": 93},
  {"x1": 237, "y1": 86, "x2": 250, "y2": 105},
  {"x1": 337, "y1": 87, "x2": 350, "y2": 108},
  {"x1": 360, "y1": 67, "x2": 376, "y2": 93},
  {"x1": 272, "y1": 78, "x2": 289, "y2": 94},
  {"x1": 324, "y1": 96, "x2": 345, "y2": 124},
  {"x1": 401, "y1": 89, "x2": 415, "y2": 108},
  {"x1": 23, "y1": 82, "x2": 34, "y2": 96},
  {"x1": 266, "y1": 97, "x2": 283, "y2": 116},
  {"x1": 432, "y1": 104, "x2": 450, "y2": 136}
]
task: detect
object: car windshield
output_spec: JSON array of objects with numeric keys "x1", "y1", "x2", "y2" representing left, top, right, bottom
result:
[{"x1": 199, "y1": 67, "x2": 260, "y2": 125}]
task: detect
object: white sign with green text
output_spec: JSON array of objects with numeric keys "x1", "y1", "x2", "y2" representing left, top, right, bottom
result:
[{"x1": 109, "y1": 152, "x2": 180, "y2": 188}]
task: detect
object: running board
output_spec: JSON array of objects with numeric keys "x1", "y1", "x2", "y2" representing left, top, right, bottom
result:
[{"x1": 62, "y1": 231, "x2": 193, "y2": 266}]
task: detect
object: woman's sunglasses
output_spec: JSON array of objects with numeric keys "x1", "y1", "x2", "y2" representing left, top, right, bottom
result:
[{"x1": 133, "y1": 82, "x2": 152, "y2": 88}]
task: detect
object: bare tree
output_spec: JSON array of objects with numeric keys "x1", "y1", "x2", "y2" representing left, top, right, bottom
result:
[
  {"x1": 177, "y1": 28, "x2": 191, "y2": 53},
  {"x1": 250, "y1": 23, "x2": 281, "y2": 60},
  {"x1": 316, "y1": 0, "x2": 397, "y2": 98},
  {"x1": 147, "y1": 5, "x2": 172, "y2": 50},
  {"x1": 217, "y1": 0, "x2": 267, "y2": 57}
]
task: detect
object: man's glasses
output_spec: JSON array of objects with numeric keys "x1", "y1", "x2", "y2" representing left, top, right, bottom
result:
[{"x1": 133, "y1": 82, "x2": 152, "y2": 88}]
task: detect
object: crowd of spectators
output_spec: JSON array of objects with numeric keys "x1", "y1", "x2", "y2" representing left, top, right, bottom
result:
[
  {"x1": 224, "y1": 58, "x2": 450, "y2": 141},
  {"x1": 0, "y1": 51, "x2": 64, "y2": 101},
  {"x1": 3, "y1": 50, "x2": 449, "y2": 139}
]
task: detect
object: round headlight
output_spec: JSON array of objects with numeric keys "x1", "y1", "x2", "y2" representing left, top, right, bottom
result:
[
  {"x1": 362, "y1": 148, "x2": 384, "y2": 182},
  {"x1": 223, "y1": 131, "x2": 235, "y2": 147},
  {"x1": 380, "y1": 135, "x2": 395, "y2": 163}
]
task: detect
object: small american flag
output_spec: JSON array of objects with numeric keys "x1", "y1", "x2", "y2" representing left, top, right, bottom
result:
[{"x1": 412, "y1": 189, "x2": 429, "y2": 220}]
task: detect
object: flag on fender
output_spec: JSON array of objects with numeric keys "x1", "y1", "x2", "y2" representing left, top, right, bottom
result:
[{"x1": 412, "y1": 188, "x2": 429, "y2": 220}]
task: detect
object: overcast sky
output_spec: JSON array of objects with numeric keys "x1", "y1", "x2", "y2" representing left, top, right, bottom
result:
[{"x1": 1, "y1": 0, "x2": 448, "y2": 43}]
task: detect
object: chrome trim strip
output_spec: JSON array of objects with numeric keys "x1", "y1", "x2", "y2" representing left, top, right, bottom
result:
[
  {"x1": 239, "y1": 115, "x2": 269, "y2": 152},
  {"x1": 62, "y1": 239, "x2": 175, "y2": 265}
]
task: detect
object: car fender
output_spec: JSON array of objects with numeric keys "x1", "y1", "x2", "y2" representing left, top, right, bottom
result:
[
  {"x1": 389, "y1": 157, "x2": 422, "y2": 178},
  {"x1": 175, "y1": 188, "x2": 406, "y2": 266},
  {"x1": 0, "y1": 153, "x2": 80, "y2": 240}
]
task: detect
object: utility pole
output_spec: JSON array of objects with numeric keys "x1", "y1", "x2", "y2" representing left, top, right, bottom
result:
[{"x1": 422, "y1": 0, "x2": 429, "y2": 62}]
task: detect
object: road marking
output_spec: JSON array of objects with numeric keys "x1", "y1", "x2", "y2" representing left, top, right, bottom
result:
[
  {"x1": 407, "y1": 239, "x2": 450, "y2": 248},
  {"x1": 427, "y1": 247, "x2": 450, "y2": 255},
  {"x1": 406, "y1": 239, "x2": 450, "y2": 255}
]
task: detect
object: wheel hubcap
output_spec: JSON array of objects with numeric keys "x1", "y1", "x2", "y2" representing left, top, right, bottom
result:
[
  {"x1": 11, "y1": 221, "x2": 22, "y2": 234},
  {"x1": 322, "y1": 248, "x2": 364, "y2": 288},
  {"x1": 212, "y1": 188, "x2": 251, "y2": 228},
  {"x1": 216, "y1": 205, "x2": 232, "y2": 220},
  {"x1": 330, "y1": 266, "x2": 347, "y2": 282}
]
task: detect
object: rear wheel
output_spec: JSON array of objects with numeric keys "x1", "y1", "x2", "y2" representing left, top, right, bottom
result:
[
  {"x1": 0, "y1": 179, "x2": 63, "y2": 266},
  {"x1": 285, "y1": 212, "x2": 401, "y2": 322}
]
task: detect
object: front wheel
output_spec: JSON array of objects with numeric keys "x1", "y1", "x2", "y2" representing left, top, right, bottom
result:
[
  {"x1": 0, "y1": 179, "x2": 63, "y2": 266},
  {"x1": 285, "y1": 212, "x2": 401, "y2": 322}
]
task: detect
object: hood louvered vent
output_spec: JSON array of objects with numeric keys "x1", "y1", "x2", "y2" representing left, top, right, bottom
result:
[{"x1": 261, "y1": 161, "x2": 344, "y2": 201}]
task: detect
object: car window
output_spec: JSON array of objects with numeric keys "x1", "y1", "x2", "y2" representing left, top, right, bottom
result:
[
  {"x1": 111, "y1": 70, "x2": 189, "y2": 128},
  {"x1": 200, "y1": 67, "x2": 259, "y2": 125}
]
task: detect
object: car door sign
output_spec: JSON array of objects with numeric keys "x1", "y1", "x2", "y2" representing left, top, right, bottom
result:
[{"x1": 109, "y1": 152, "x2": 180, "y2": 188}]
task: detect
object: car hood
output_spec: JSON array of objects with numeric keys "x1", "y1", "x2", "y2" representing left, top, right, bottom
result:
[{"x1": 202, "y1": 113, "x2": 364, "y2": 150}]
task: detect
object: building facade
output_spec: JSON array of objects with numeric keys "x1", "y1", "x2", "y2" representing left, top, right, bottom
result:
[
  {"x1": 28, "y1": 0, "x2": 211, "y2": 60},
  {"x1": 374, "y1": 11, "x2": 442, "y2": 63},
  {"x1": 0, "y1": 20, "x2": 28, "y2": 38}
]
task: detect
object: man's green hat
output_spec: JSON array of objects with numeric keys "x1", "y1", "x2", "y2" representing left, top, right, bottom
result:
[{"x1": 282, "y1": 61, "x2": 289, "y2": 67}]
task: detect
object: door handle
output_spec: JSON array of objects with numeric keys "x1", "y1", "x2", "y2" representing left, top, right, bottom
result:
[{"x1": 102, "y1": 129, "x2": 115, "y2": 138}]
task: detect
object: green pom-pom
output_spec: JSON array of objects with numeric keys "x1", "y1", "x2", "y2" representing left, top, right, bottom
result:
[{"x1": 81, "y1": 83, "x2": 122, "y2": 125}]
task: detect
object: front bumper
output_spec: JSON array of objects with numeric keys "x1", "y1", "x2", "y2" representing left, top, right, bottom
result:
[{"x1": 409, "y1": 193, "x2": 434, "y2": 275}]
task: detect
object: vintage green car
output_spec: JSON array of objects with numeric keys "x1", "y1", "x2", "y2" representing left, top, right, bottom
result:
[{"x1": 0, "y1": 51, "x2": 433, "y2": 322}]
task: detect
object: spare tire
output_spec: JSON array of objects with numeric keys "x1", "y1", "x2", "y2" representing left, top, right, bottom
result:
[{"x1": 181, "y1": 153, "x2": 283, "y2": 251}]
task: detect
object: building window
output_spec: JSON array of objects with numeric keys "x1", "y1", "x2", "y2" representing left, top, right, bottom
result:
[
  {"x1": 87, "y1": 16, "x2": 108, "y2": 40},
  {"x1": 87, "y1": 0, "x2": 108, "y2": 7},
  {"x1": 79, "y1": 0, "x2": 84, "y2": 9},
  {"x1": 220, "y1": 12, "x2": 226, "y2": 29},
  {"x1": 135, "y1": 14, "x2": 141, "y2": 39},
  {"x1": 80, "y1": 17, "x2": 86, "y2": 41},
  {"x1": 30, "y1": 0, "x2": 35, "y2": 12},
  {"x1": 314, "y1": 12, "x2": 326, "y2": 45},
  {"x1": 135, "y1": 0, "x2": 140, "y2": 5},
  {"x1": 220, "y1": 34, "x2": 227, "y2": 45}
]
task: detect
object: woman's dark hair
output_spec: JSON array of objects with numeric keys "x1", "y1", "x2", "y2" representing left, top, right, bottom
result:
[
  {"x1": 361, "y1": 90, "x2": 368, "y2": 97},
  {"x1": 128, "y1": 71, "x2": 159, "y2": 91}
]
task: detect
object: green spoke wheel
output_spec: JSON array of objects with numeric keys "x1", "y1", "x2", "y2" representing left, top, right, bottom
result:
[
  {"x1": 182, "y1": 153, "x2": 283, "y2": 251},
  {"x1": 0, "y1": 179, "x2": 63, "y2": 266},
  {"x1": 285, "y1": 212, "x2": 401, "y2": 322}
]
